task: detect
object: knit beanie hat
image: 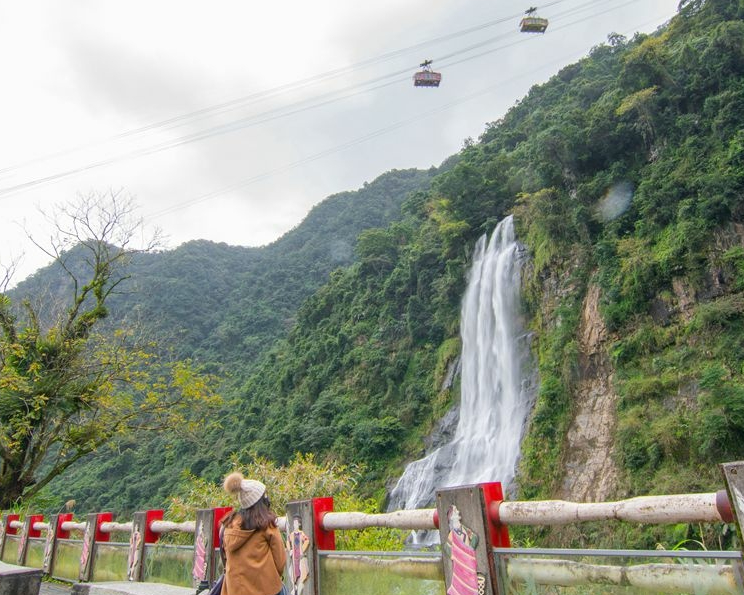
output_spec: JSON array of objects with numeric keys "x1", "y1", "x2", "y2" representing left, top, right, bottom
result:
[{"x1": 223, "y1": 472, "x2": 266, "y2": 509}]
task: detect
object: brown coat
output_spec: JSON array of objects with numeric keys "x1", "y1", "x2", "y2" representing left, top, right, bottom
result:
[{"x1": 221, "y1": 517, "x2": 286, "y2": 595}]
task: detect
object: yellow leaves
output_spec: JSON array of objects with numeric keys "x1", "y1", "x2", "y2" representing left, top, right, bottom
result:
[
  {"x1": 617, "y1": 235, "x2": 653, "y2": 270},
  {"x1": 31, "y1": 393, "x2": 48, "y2": 414},
  {"x1": 166, "y1": 452, "x2": 360, "y2": 523},
  {"x1": 26, "y1": 361, "x2": 42, "y2": 383},
  {"x1": 143, "y1": 391, "x2": 160, "y2": 406},
  {"x1": 7, "y1": 342, "x2": 25, "y2": 358},
  {"x1": 171, "y1": 361, "x2": 220, "y2": 407},
  {"x1": 622, "y1": 31, "x2": 671, "y2": 65},
  {"x1": 616, "y1": 86, "x2": 659, "y2": 117}
]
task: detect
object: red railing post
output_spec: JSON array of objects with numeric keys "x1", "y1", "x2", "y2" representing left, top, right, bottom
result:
[
  {"x1": 312, "y1": 497, "x2": 335, "y2": 551},
  {"x1": 481, "y1": 482, "x2": 511, "y2": 548},
  {"x1": 0, "y1": 513, "x2": 19, "y2": 560}
]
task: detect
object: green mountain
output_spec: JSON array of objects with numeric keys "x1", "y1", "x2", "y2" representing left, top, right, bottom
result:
[
  {"x1": 10, "y1": 0, "x2": 744, "y2": 550},
  {"x1": 214, "y1": 0, "x2": 744, "y2": 547},
  {"x1": 13, "y1": 168, "x2": 436, "y2": 510}
]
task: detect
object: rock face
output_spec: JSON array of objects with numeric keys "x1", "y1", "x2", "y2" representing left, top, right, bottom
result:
[{"x1": 560, "y1": 282, "x2": 619, "y2": 502}]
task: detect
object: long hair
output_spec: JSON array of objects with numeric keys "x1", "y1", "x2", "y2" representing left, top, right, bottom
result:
[{"x1": 222, "y1": 495, "x2": 277, "y2": 531}]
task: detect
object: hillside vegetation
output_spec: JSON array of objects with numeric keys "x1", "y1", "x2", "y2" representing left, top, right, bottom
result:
[
  {"x1": 12, "y1": 0, "x2": 744, "y2": 549},
  {"x1": 222, "y1": 0, "x2": 744, "y2": 547},
  {"x1": 24, "y1": 168, "x2": 436, "y2": 510}
]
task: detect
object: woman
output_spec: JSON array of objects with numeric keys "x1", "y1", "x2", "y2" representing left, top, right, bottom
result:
[{"x1": 222, "y1": 472, "x2": 287, "y2": 595}]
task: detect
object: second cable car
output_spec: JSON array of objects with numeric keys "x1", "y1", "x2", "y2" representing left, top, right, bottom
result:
[
  {"x1": 414, "y1": 60, "x2": 442, "y2": 88},
  {"x1": 520, "y1": 7, "x2": 548, "y2": 33}
]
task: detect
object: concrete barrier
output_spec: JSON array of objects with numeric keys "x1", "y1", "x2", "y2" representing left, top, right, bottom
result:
[{"x1": 0, "y1": 561, "x2": 42, "y2": 595}]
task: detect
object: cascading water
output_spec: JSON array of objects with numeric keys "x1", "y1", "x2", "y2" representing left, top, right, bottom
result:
[{"x1": 388, "y1": 215, "x2": 533, "y2": 523}]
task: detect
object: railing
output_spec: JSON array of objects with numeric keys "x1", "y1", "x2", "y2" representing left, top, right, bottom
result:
[
  {"x1": 2, "y1": 461, "x2": 743, "y2": 595},
  {"x1": 493, "y1": 548, "x2": 743, "y2": 595}
]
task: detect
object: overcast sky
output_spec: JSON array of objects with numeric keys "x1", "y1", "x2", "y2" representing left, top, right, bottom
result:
[{"x1": 0, "y1": 0, "x2": 679, "y2": 285}]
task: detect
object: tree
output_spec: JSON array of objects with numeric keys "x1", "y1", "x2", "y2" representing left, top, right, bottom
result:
[{"x1": 0, "y1": 191, "x2": 219, "y2": 508}]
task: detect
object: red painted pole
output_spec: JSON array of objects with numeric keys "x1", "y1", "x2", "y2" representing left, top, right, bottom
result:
[
  {"x1": 313, "y1": 497, "x2": 335, "y2": 550},
  {"x1": 213, "y1": 507, "x2": 232, "y2": 545},
  {"x1": 5, "y1": 514, "x2": 19, "y2": 535},
  {"x1": 95, "y1": 512, "x2": 113, "y2": 542},
  {"x1": 27, "y1": 514, "x2": 44, "y2": 538},
  {"x1": 144, "y1": 509, "x2": 164, "y2": 544},
  {"x1": 56, "y1": 513, "x2": 74, "y2": 539},
  {"x1": 481, "y1": 482, "x2": 510, "y2": 548}
]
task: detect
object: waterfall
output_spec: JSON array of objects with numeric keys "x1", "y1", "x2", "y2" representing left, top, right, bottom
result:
[{"x1": 388, "y1": 215, "x2": 532, "y2": 517}]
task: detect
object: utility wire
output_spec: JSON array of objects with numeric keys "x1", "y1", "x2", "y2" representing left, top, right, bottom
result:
[
  {"x1": 439, "y1": 0, "x2": 648, "y2": 69},
  {"x1": 0, "y1": 0, "x2": 620, "y2": 199},
  {"x1": 0, "y1": 0, "x2": 569, "y2": 178},
  {"x1": 146, "y1": 10, "x2": 671, "y2": 221},
  {"x1": 0, "y1": 0, "x2": 669, "y2": 202}
]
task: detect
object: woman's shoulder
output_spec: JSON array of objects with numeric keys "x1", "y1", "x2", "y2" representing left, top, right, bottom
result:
[{"x1": 226, "y1": 515, "x2": 243, "y2": 529}]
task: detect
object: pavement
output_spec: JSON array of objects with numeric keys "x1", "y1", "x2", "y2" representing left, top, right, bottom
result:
[
  {"x1": 70, "y1": 583, "x2": 193, "y2": 595},
  {"x1": 40, "y1": 583, "x2": 73, "y2": 595},
  {"x1": 39, "y1": 579, "x2": 195, "y2": 595},
  {"x1": 3, "y1": 560, "x2": 194, "y2": 595}
]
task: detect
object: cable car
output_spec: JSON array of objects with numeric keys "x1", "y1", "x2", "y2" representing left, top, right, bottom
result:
[
  {"x1": 413, "y1": 60, "x2": 442, "y2": 88},
  {"x1": 520, "y1": 7, "x2": 548, "y2": 33}
]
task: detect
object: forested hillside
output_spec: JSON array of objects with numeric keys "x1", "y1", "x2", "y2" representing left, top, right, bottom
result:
[
  {"x1": 10, "y1": 0, "x2": 744, "y2": 550},
  {"x1": 15, "y1": 168, "x2": 436, "y2": 510},
  {"x1": 214, "y1": 0, "x2": 744, "y2": 547}
]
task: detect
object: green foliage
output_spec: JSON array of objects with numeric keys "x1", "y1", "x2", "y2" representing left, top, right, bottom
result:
[
  {"x1": 10, "y1": 1, "x2": 744, "y2": 557},
  {"x1": 31, "y1": 169, "x2": 435, "y2": 511},
  {"x1": 166, "y1": 453, "x2": 405, "y2": 551},
  {"x1": 0, "y1": 195, "x2": 219, "y2": 510}
]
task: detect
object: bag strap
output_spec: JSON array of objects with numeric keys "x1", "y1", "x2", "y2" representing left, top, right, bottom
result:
[{"x1": 219, "y1": 526, "x2": 226, "y2": 568}]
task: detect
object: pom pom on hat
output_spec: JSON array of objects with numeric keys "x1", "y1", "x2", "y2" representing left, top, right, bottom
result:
[
  {"x1": 223, "y1": 471, "x2": 266, "y2": 509},
  {"x1": 224, "y1": 472, "x2": 244, "y2": 494}
]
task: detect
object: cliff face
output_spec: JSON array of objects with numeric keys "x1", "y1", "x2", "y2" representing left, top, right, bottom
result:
[
  {"x1": 515, "y1": 216, "x2": 744, "y2": 547},
  {"x1": 509, "y1": 5, "x2": 744, "y2": 546},
  {"x1": 560, "y1": 282, "x2": 619, "y2": 502}
]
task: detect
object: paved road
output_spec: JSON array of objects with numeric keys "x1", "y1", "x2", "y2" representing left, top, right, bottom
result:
[
  {"x1": 40, "y1": 582, "x2": 73, "y2": 594},
  {"x1": 40, "y1": 581, "x2": 194, "y2": 595}
]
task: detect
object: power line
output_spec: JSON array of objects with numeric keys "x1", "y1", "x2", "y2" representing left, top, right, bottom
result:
[
  {"x1": 0, "y1": 0, "x2": 671, "y2": 202},
  {"x1": 0, "y1": 1, "x2": 611, "y2": 199},
  {"x1": 146, "y1": 9, "x2": 672, "y2": 221},
  {"x1": 0, "y1": 1, "x2": 569, "y2": 178}
]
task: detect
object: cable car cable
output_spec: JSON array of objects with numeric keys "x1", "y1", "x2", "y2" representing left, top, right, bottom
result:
[
  {"x1": 0, "y1": 0, "x2": 669, "y2": 200},
  {"x1": 0, "y1": 0, "x2": 616, "y2": 197},
  {"x1": 437, "y1": 0, "x2": 645, "y2": 69},
  {"x1": 0, "y1": 1, "x2": 571, "y2": 178},
  {"x1": 145, "y1": 11, "x2": 671, "y2": 221}
]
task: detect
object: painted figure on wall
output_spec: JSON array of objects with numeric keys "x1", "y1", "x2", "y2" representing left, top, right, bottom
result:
[
  {"x1": 127, "y1": 527, "x2": 142, "y2": 581},
  {"x1": 42, "y1": 519, "x2": 55, "y2": 572},
  {"x1": 192, "y1": 520, "x2": 207, "y2": 583},
  {"x1": 0, "y1": 518, "x2": 6, "y2": 558},
  {"x1": 17, "y1": 519, "x2": 30, "y2": 564},
  {"x1": 80, "y1": 521, "x2": 93, "y2": 577},
  {"x1": 445, "y1": 505, "x2": 485, "y2": 595},
  {"x1": 287, "y1": 515, "x2": 310, "y2": 595}
]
